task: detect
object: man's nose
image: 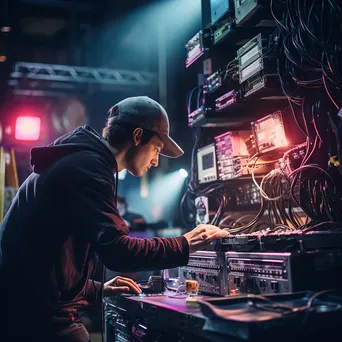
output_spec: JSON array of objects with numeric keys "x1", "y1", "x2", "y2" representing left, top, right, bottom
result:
[{"x1": 152, "y1": 154, "x2": 159, "y2": 167}]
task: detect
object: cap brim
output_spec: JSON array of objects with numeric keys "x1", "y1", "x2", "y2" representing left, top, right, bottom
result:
[{"x1": 159, "y1": 134, "x2": 184, "y2": 158}]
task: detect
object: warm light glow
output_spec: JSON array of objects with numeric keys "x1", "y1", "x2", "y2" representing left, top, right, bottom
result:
[
  {"x1": 140, "y1": 172, "x2": 149, "y2": 198},
  {"x1": 126, "y1": 170, "x2": 187, "y2": 222},
  {"x1": 15, "y1": 116, "x2": 41, "y2": 141},
  {"x1": 179, "y1": 168, "x2": 188, "y2": 178},
  {"x1": 1, "y1": 26, "x2": 11, "y2": 33}
]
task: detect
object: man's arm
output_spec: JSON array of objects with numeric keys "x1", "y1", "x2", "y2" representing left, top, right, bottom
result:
[
  {"x1": 91, "y1": 233, "x2": 189, "y2": 272},
  {"x1": 51, "y1": 151, "x2": 189, "y2": 272},
  {"x1": 79, "y1": 170, "x2": 190, "y2": 272},
  {"x1": 86, "y1": 279, "x2": 101, "y2": 304}
]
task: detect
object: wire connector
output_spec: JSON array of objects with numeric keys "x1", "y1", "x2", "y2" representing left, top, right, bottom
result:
[{"x1": 330, "y1": 156, "x2": 340, "y2": 167}]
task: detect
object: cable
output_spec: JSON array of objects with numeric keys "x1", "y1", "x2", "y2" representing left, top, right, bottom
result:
[
  {"x1": 271, "y1": 0, "x2": 342, "y2": 226},
  {"x1": 244, "y1": 290, "x2": 340, "y2": 319},
  {"x1": 167, "y1": 284, "x2": 187, "y2": 299},
  {"x1": 161, "y1": 269, "x2": 177, "y2": 292},
  {"x1": 180, "y1": 130, "x2": 200, "y2": 228},
  {"x1": 302, "y1": 290, "x2": 338, "y2": 323},
  {"x1": 182, "y1": 0, "x2": 342, "y2": 234},
  {"x1": 186, "y1": 87, "x2": 198, "y2": 116}
]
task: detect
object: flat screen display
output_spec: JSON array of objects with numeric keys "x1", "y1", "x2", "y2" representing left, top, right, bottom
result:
[
  {"x1": 210, "y1": 0, "x2": 230, "y2": 25},
  {"x1": 197, "y1": 143, "x2": 217, "y2": 184},
  {"x1": 202, "y1": 152, "x2": 214, "y2": 170}
]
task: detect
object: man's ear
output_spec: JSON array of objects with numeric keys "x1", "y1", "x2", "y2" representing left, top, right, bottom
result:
[{"x1": 132, "y1": 128, "x2": 143, "y2": 146}]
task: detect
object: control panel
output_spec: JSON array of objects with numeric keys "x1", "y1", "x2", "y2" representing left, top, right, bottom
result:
[
  {"x1": 185, "y1": 30, "x2": 211, "y2": 68},
  {"x1": 180, "y1": 251, "x2": 228, "y2": 296},
  {"x1": 197, "y1": 143, "x2": 218, "y2": 183},
  {"x1": 251, "y1": 110, "x2": 288, "y2": 154},
  {"x1": 226, "y1": 251, "x2": 292, "y2": 295},
  {"x1": 215, "y1": 131, "x2": 250, "y2": 180},
  {"x1": 226, "y1": 250, "x2": 342, "y2": 295}
]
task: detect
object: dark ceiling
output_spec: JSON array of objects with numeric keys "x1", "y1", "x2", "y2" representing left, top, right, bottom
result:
[{"x1": 0, "y1": 0, "x2": 164, "y2": 71}]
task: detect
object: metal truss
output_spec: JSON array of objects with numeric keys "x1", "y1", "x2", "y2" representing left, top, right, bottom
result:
[
  {"x1": 8, "y1": 62, "x2": 157, "y2": 96},
  {"x1": 20, "y1": 0, "x2": 93, "y2": 11}
]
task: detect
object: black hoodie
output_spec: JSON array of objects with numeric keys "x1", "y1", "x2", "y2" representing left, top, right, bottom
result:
[{"x1": 0, "y1": 125, "x2": 189, "y2": 341}]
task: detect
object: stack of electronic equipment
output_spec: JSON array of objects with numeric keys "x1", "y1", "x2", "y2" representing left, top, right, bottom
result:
[
  {"x1": 181, "y1": 0, "x2": 342, "y2": 299},
  {"x1": 180, "y1": 230, "x2": 342, "y2": 296}
]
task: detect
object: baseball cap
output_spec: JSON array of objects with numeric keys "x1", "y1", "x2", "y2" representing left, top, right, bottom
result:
[{"x1": 109, "y1": 96, "x2": 184, "y2": 158}]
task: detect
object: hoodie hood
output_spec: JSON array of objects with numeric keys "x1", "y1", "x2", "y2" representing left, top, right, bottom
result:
[{"x1": 31, "y1": 125, "x2": 117, "y2": 174}]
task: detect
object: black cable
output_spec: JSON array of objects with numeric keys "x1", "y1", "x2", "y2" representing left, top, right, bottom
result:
[
  {"x1": 222, "y1": 196, "x2": 267, "y2": 234},
  {"x1": 272, "y1": 0, "x2": 342, "y2": 226},
  {"x1": 183, "y1": 0, "x2": 342, "y2": 233},
  {"x1": 302, "y1": 290, "x2": 337, "y2": 323},
  {"x1": 100, "y1": 263, "x2": 105, "y2": 342},
  {"x1": 161, "y1": 269, "x2": 177, "y2": 292}
]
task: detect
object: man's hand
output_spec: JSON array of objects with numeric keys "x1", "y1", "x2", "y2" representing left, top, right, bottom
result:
[
  {"x1": 183, "y1": 224, "x2": 229, "y2": 253},
  {"x1": 103, "y1": 276, "x2": 142, "y2": 297}
]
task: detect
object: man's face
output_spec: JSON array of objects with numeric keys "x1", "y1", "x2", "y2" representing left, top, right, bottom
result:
[{"x1": 126, "y1": 134, "x2": 164, "y2": 177}]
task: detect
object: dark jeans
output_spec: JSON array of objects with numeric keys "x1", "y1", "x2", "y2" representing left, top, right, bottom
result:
[
  {"x1": 0, "y1": 328, "x2": 91, "y2": 342},
  {"x1": 55, "y1": 322, "x2": 91, "y2": 342},
  {"x1": 0, "y1": 314, "x2": 91, "y2": 342}
]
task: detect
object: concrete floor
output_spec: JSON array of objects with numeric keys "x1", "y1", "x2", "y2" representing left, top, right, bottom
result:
[{"x1": 90, "y1": 332, "x2": 102, "y2": 342}]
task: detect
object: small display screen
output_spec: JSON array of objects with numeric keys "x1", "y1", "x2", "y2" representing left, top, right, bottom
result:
[
  {"x1": 202, "y1": 152, "x2": 214, "y2": 170},
  {"x1": 210, "y1": 0, "x2": 230, "y2": 25}
]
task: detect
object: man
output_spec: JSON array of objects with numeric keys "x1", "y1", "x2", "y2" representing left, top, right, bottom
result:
[
  {"x1": 117, "y1": 195, "x2": 146, "y2": 230},
  {"x1": 0, "y1": 96, "x2": 227, "y2": 342}
]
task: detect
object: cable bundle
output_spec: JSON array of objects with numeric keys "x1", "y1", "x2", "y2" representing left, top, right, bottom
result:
[
  {"x1": 219, "y1": 161, "x2": 303, "y2": 234},
  {"x1": 180, "y1": 129, "x2": 229, "y2": 228},
  {"x1": 273, "y1": 0, "x2": 342, "y2": 223},
  {"x1": 181, "y1": 173, "x2": 228, "y2": 228},
  {"x1": 182, "y1": 0, "x2": 342, "y2": 233},
  {"x1": 256, "y1": 169, "x2": 303, "y2": 229}
]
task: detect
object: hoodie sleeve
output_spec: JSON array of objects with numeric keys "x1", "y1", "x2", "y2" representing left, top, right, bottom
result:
[
  {"x1": 51, "y1": 151, "x2": 189, "y2": 272},
  {"x1": 86, "y1": 280, "x2": 101, "y2": 304}
]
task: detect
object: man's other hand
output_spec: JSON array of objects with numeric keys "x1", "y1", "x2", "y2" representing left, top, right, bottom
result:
[
  {"x1": 103, "y1": 276, "x2": 142, "y2": 296},
  {"x1": 183, "y1": 224, "x2": 229, "y2": 253}
]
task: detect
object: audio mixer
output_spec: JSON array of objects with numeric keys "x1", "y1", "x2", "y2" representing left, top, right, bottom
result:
[{"x1": 179, "y1": 251, "x2": 228, "y2": 296}]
